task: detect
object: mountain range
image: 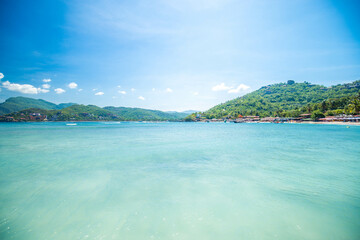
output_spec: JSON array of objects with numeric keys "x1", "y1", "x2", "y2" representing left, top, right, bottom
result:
[
  {"x1": 0, "y1": 97, "x2": 194, "y2": 121},
  {"x1": 1, "y1": 79, "x2": 360, "y2": 122}
]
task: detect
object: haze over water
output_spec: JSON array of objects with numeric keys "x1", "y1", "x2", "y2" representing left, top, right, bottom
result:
[{"x1": 0, "y1": 122, "x2": 359, "y2": 240}]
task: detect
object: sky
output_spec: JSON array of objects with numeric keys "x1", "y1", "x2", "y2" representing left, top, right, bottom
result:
[{"x1": 0, "y1": 0, "x2": 360, "y2": 111}]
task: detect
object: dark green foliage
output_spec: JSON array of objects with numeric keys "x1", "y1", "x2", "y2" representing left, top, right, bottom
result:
[
  {"x1": 287, "y1": 80, "x2": 295, "y2": 85},
  {"x1": 0, "y1": 96, "x2": 75, "y2": 115},
  {"x1": 311, "y1": 110, "x2": 325, "y2": 120},
  {"x1": 201, "y1": 80, "x2": 360, "y2": 118}
]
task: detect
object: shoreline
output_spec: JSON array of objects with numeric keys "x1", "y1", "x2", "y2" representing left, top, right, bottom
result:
[
  {"x1": 289, "y1": 121, "x2": 360, "y2": 126},
  {"x1": 1, "y1": 120, "x2": 360, "y2": 126}
]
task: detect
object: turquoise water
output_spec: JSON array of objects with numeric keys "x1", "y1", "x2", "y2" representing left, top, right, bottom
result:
[{"x1": 0, "y1": 122, "x2": 359, "y2": 240}]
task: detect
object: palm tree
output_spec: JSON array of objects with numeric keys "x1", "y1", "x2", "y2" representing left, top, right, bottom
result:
[{"x1": 348, "y1": 98, "x2": 360, "y2": 114}]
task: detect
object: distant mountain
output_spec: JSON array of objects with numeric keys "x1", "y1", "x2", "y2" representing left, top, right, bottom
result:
[
  {"x1": 180, "y1": 110, "x2": 198, "y2": 114},
  {"x1": 104, "y1": 106, "x2": 187, "y2": 121},
  {"x1": 0, "y1": 96, "x2": 75, "y2": 115},
  {"x1": 189, "y1": 80, "x2": 360, "y2": 119},
  {"x1": 166, "y1": 110, "x2": 198, "y2": 115},
  {"x1": 2, "y1": 105, "x2": 119, "y2": 121},
  {"x1": 0, "y1": 97, "x2": 189, "y2": 121}
]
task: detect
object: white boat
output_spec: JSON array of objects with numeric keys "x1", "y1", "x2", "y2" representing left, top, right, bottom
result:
[{"x1": 66, "y1": 123, "x2": 77, "y2": 126}]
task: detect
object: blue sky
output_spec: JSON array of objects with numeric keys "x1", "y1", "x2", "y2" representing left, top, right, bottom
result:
[{"x1": 0, "y1": 0, "x2": 359, "y2": 111}]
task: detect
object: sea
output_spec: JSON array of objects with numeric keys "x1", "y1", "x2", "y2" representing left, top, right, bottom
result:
[{"x1": 0, "y1": 122, "x2": 359, "y2": 240}]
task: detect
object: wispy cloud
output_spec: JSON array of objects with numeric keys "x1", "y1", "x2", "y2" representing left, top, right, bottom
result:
[
  {"x1": 165, "y1": 88, "x2": 173, "y2": 93},
  {"x1": 54, "y1": 88, "x2": 65, "y2": 94},
  {"x1": 118, "y1": 90, "x2": 126, "y2": 94},
  {"x1": 138, "y1": 96, "x2": 145, "y2": 100},
  {"x1": 131, "y1": 88, "x2": 136, "y2": 92},
  {"x1": 42, "y1": 84, "x2": 51, "y2": 89},
  {"x1": 38, "y1": 88, "x2": 49, "y2": 93},
  {"x1": 212, "y1": 83, "x2": 232, "y2": 91},
  {"x1": 0, "y1": 73, "x2": 5, "y2": 79},
  {"x1": 68, "y1": 82, "x2": 78, "y2": 89},
  {"x1": 228, "y1": 84, "x2": 250, "y2": 93},
  {"x1": 95, "y1": 91, "x2": 104, "y2": 96},
  {"x1": 43, "y1": 78, "x2": 51, "y2": 83},
  {"x1": 212, "y1": 82, "x2": 250, "y2": 93}
]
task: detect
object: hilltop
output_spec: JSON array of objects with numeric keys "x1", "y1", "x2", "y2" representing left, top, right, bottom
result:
[
  {"x1": 0, "y1": 96, "x2": 75, "y2": 115},
  {"x1": 187, "y1": 80, "x2": 360, "y2": 120}
]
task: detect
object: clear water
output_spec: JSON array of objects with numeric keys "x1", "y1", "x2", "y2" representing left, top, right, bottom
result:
[{"x1": 0, "y1": 122, "x2": 359, "y2": 240}]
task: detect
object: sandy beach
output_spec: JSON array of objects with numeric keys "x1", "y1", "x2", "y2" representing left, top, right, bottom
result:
[{"x1": 293, "y1": 121, "x2": 360, "y2": 126}]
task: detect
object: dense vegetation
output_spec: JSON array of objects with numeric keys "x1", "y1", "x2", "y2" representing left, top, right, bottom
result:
[
  {"x1": 0, "y1": 99, "x2": 190, "y2": 121},
  {"x1": 104, "y1": 107, "x2": 188, "y2": 121},
  {"x1": 2, "y1": 80, "x2": 359, "y2": 122},
  {"x1": 0, "y1": 96, "x2": 75, "y2": 115},
  {"x1": 186, "y1": 80, "x2": 360, "y2": 120}
]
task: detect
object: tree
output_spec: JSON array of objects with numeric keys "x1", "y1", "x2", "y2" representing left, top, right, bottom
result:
[
  {"x1": 287, "y1": 80, "x2": 295, "y2": 85},
  {"x1": 348, "y1": 98, "x2": 360, "y2": 114},
  {"x1": 311, "y1": 110, "x2": 325, "y2": 120}
]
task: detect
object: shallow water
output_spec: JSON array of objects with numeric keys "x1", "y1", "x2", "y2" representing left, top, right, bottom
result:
[{"x1": 0, "y1": 122, "x2": 359, "y2": 240}]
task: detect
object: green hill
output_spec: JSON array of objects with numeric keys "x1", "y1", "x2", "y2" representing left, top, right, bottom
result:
[
  {"x1": 0, "y1": 98, "x2": 188, "y2": 121},
  {"x1": 194, "y1": 80, "x2": 360, "y2": 119},
  {"x1": 104, "y1": 106, "x2": 188, "y2": 121},
  {"x1": 0, "y1": 96, "x2": 75, "y2": 115},
  {"x1": 1, "y1": 105, "x2": 119, "y2": 122},
  {"x1": 49, "y1": 105, "x2": 120, "y2": 121}
]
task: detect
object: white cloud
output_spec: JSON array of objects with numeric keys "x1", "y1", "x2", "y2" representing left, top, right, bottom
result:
[
  {"x1": 43, "y1": 78, "x2": 51, "y2": 83},
  {"x1": 138, "y1": 96, "x2": 145, "y2": 100},
  {"x1": 165, "y1": 88, "x2": 173, "y2": 93},
  {"x1": 212, "y1": 83, "x2": 232, "y2": 91},
  {"x1": 152, "y1": 88, "x2": 156, "y2": 91},
  {"x1": 193, "y1": 91, "x2": 199, "y2": 96},
  {"x1": 212, "y1": 82, "x2": 250, "y2": 93},
  {"x1": 92, "y1": 88, "x2": 98, "y2": 91},
  {"x1": 54, "y1": 88, "x2": 66, "y2": 94},
  {"x1": 117, "y1": 85, "x2": 121, "y2": 88},
  {"x1": 0, "y1": 73, "x2": 4, "y2": 79},
  {"x1": 228, "y1": 84, "x2": 250, "y2": 93},
  {"x1": 68, "y1": 82, "x2": 78, "y2": 89},
  {"x1": 118, "y1": 90, "x2": 126, "y2": 94},
  {"x1": 78, "y1": 89, "x2": 83, "y2": 92},
  {"x1": 95, "y1": 91, "x2": 104, "y2": 96},
  {"x1": 38, "y1": 89, "x2": 49, "y2": 93},
  {"x1": 42, "y1": 84, "x2": 51, "y2": 89},
  {"x1": 131, "y1": 88, "x2": 136, "y2": 92},
  {"x1": 2, "y1": 81, "x2": 48, "y2": 94}
]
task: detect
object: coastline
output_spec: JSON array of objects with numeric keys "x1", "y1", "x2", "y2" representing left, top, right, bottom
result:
[
  {"x1": 290, "y1": 121, "x2": 360, "y2": 126},
  {"x1": 1, "y1": 120, "x2": 360, "y2": 126}
]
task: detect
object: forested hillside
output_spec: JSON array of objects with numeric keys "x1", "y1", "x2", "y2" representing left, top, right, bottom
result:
[
  {"x1": 104, "y1": 107, "x2": 188, "y2": 121},
  {"x1": 0, "y1": 100, "x2": 188, "y2": 121},
  {"x1": 195, "y1": 80, "x2": 360, "y2": 119},
  {"x1": 0, "y1": 97, "x2": 74, "y2": 115}
]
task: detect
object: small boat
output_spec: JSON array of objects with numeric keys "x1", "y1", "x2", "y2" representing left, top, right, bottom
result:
[{"x1": 66, "y1": 123, "x2": 77, "y2": 126}]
